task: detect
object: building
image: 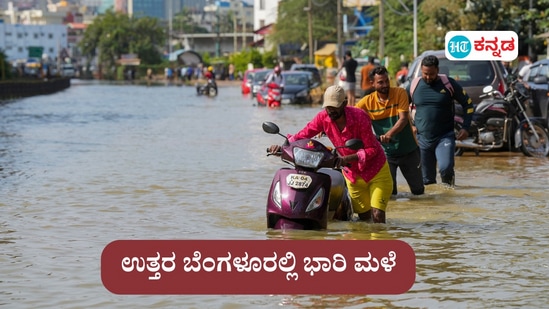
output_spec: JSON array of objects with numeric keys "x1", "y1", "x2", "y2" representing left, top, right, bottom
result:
[
  {"x1": 252, "y1": 0, "x2": 277, "y2": 51},
  {"x1": 0, "y1": 23, "x2": 69, "y2": 61}
]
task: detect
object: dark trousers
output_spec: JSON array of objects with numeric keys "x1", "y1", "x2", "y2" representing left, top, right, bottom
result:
[
  {"x1": 387, "y1": 148, "x2": 425, "y2": 195},
  {"x1": 417, "y1": 131, "x2": 456, "y2": 185}
]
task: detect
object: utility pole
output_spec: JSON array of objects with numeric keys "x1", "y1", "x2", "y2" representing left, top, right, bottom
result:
[
  {"x1": 241, "y1": 4, "x2": 246, "y2": 50},
  {"x1": 413, "y1": 0, "x2": 417, "y2": 58},
  {"x1": 378, "y1": 0, "x2": 384, "y2": 60},
  {"x1": 528, "y1": 0, "x2": 533, "y2": 59},
  {"x1": 307, "y1": 0, "x2": 313, "y2": 63},
  {"x1": 337, "y1": 0, "x2": 343, "y2": 64},
  {"x1": 168, "y1": 0, "x2": 173, "y2": 55},
  {"x1": 233, "y1": 11, "x2": 237, "y2": 53},
  {"x1": 215, "y1": 3, "x2": 220, "y2": 58}
]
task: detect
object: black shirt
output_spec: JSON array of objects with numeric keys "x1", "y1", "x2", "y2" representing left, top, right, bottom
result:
[{"x1": 343, "y1": 58, "x2": 358, "y2": 83}]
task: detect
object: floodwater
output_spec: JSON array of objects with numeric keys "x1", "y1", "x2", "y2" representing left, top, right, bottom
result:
[{"x1": 1, "y1": 80, "x2": 548, "y2": 308}]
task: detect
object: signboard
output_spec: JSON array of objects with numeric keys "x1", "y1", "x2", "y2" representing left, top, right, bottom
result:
[
  {"x1": 343, "y1": 0, "x2": 378, "y2": 7},
  {"x1": 28, "y1": 46, "x2": 43, "y2": 58}
]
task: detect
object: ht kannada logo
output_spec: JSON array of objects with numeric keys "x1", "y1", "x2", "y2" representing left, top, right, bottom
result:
[
  {"x1": 445, "y1": 31, "x2": 518, "y2": 61},
  {"x1": 447, "y1": 35, "x2": 471, "y2": 59}
]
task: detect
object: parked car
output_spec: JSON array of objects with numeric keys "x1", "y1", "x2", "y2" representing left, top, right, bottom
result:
[
  {"x1": 523, "y1": 58, "x2": 549, "y2": 127},
  {"x1": 289, "y1": 63, "x2": 322, "y2": 85},
  {"x1": 250, "y1": 69, "x2": 272, "y2": 99},
  {"x1": 334, "y1": 57, "x2": 370, "y2": 98},
  {"x1": 256, "y1": 71, "x2": 322, "y2": 105},
  {"x1": 241, "y1": 68, "x2": 256, "y2": 94},
  {"x1": 61, "y1": 63, "x2": 76, "y2": 78},
  {"x1": 401, "y1": 49, "x2": 509, "y2": 105}
]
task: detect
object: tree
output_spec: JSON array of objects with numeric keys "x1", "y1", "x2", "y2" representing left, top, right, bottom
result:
[
  {"x1": 268, "y1": 0, "x2": 346, "y2": 54},
  {"x1": 0, "y1": 49, "x2": 12, "y2": 80},
  {"x1": 357, "y1": 0, "x2": 549, "y2": 76},
  {"x1": 173, "y1": 8, "x2": 208, "y2": 34},
  {"x1": 79, "y1": 9, "x2": 166, "y2": 77}
]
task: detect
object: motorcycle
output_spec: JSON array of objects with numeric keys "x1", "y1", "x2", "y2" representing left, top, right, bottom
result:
[
  {"x1": 262, "y1": 121, "x2": 363, "y2": 230},
  {"x1": 454, "y1": 77, "x2": 549, "y2": 157},
  {"x1": 257, "y1": 82, "x2": 282, "y2": 107},
  {"x1": 196, "y1": 79, "x2": 218, "y2": 96}
]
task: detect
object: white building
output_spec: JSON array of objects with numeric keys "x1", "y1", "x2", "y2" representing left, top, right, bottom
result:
[
  {"x1": 0, "y1": 23, "x2": 68, "y2": 61},
  {"x1": 253, "y1": 0, "x2": 278, "y2": 51}
]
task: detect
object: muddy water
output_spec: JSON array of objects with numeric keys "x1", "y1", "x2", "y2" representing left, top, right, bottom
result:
[{"x1": 1, "y1": 80, "x2": 548, "y2": 308}]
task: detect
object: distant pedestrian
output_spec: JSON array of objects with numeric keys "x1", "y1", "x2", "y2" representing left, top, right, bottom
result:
[
  {"x1": 229, "y1": 64, "x2": 236, "y2": 80},
  {"x1": 341, "y1": 51, "x2": 358, "y2": 106},
  {"x1": 395, "y1": 62, "x2": 409, "y2": 86},
  {"x1": 360, "y1": 56, "x2": 377, "y2": 96}
]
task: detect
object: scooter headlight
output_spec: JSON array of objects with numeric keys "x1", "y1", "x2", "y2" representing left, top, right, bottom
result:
[
  {"x1": 305, "y1": 187, "x2": 324, "y2": 212},
  {"x1": 293, "y1": 147, "x2": 324, "y2": 168},
  {"x1": 272, "y1": 181, "x2": 282, "y2": 208}
]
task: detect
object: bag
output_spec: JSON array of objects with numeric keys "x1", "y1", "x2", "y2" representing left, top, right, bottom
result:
[
  {"x1": 410, "y1": 74, "x2": 454, "y2": 98},
  {"x1": 338, "y1": 69, "x2": 347, "y2": 87},
  {"x1": 409, "y1": 74, "x2": 455, "y2": 122},
  {"x1": 339, "y1": 69, "x2": 346, "y2": 80}
]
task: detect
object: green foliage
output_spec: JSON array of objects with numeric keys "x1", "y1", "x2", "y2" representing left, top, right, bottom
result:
[
  {"x1": 262, "y1": 49, "x2": 277, "y2": 68},
  {"x1": 79, "y1": 9, "x2": 166, "y2": 69},
  {"x1": 174, "y1": 8, "x2": 209, "y2": 33},
  {"x1": 0, "y1": 49, "x2": 13, "y2": 80},
  {"x1": 269, "y1": 0, "x2": 346, "y2": 49},
  {"x1": 228, "y1": 49, "x2": 265, "y2": 73},
  {"x1": 358, "y1": 0, "x2": 549, "y2": 77}
]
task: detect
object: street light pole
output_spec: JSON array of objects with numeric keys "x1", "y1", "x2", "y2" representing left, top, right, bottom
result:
[
  {"x1": 215, "y1": 2, "x2": 220, "y2": 58},
  {"x1": 307, "y1": 0, "x2": 313, "y2": 63},
  {"x1": 337, "y1": 0, "x2": 342, "y2": 64},
  {"x1": 413, "y1": 0, "x2": 417, "y2": 58}
]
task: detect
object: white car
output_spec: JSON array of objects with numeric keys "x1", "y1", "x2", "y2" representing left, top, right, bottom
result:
[{"x1": 61, "y1": 64, "x2": 76, "y2": 78}]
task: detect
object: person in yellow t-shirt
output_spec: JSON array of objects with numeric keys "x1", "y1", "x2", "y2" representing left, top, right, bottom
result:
[{"x1": 355, "y1": 66, "x2": 424, "y2": 196}]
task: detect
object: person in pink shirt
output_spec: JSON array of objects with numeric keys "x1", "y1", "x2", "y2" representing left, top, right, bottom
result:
[{"x1": 269, "y1": 85, "x2": 393, "y2": 223}]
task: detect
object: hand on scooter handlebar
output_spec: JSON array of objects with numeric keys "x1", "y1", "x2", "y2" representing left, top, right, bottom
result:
[
  {"x1": 334, "y1": 156, "x2": 352, "y2": 169},
  {"x1": 266, "y1": 145, "x2": 282, "y2": 156},
  {"x1": 378, "y1": 135, "x2": 392, "y2": 143}
]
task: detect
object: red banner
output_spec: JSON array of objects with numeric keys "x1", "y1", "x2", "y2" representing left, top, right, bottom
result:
[{"x1": 101, "y1": 240, "x2": 415, "y2": 295}]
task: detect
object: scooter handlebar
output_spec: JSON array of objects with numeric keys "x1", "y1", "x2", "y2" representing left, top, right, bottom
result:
[{"x1": 266, "y1": 148, "x2": 282, "y2": 156}]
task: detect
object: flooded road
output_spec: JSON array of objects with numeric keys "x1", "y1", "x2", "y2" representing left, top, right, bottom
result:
[{"x1": 1, "y1": 80, "x2": 548, "y2": 308}]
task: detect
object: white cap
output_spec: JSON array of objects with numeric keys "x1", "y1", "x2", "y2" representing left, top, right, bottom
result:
[{"x1": 322, "y1": 85, "x2": 346, "y2": 108}]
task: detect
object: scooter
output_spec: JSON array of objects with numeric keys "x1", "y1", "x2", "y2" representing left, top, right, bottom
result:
[
  {"x1": 454, "y1": 77, "x2": 549, "y2": 157},
  {"x1": 262, "y1": 122, "x2": 363, "y2": 230},
  {"x1": 196, "y1": 78, "x2": 218, "y2": 96},
  {"x1": 261, "y1": 82, "x2": 282, "y2": 107}
]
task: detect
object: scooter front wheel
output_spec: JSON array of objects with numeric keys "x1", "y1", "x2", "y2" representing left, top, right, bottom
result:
[
  {"x1": 520, "y1": 123, "x2": 549, "y2": 157},
  {"x1": 273, "y1": 218, "x2": 305, "y2": 230}
]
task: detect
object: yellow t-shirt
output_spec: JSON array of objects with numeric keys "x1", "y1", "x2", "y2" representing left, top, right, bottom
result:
[{"x1": 355, "y1": 87, "x2": 418, "y2": 157}]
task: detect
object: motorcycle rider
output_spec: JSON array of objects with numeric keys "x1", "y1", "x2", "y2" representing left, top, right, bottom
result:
[
  {"x1": 264, "y1": 65, "x2": 285, "y2": 92},
  {"x1": 269, "y1": 85, "x2": 393, "y2": 223},
  {"x1": 204, "y1": 66, "x2": 216, "y2": 81}
]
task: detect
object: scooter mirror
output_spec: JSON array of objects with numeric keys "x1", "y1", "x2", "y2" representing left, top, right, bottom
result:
[
  {"x1": 345, "y1": 138, "x2": 364, "y2": 150},
  {"x1": 262, "y1": 122, "x2": 280, "y2": 134}
]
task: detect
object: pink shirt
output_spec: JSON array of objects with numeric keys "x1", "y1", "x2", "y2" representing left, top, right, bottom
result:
[{"x1": 288, "y1": 106, "x2": 386, "y2": 183}]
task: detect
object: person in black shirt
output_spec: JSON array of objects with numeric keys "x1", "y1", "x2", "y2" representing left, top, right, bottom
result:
[
  {"x1": 406, "y1": 55, "x2": 473, "y2": 187},
  {"x1": 342, "y1": 51, "x2": 358, "y2": 106}
]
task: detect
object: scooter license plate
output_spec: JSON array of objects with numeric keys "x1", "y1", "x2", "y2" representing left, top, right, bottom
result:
[
  {"x1": 281, "y1": 99, "x2": 290, "y2": 104},
  {"x1": 286, "y1": 174, "x2": 312, "y2": 189}
]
